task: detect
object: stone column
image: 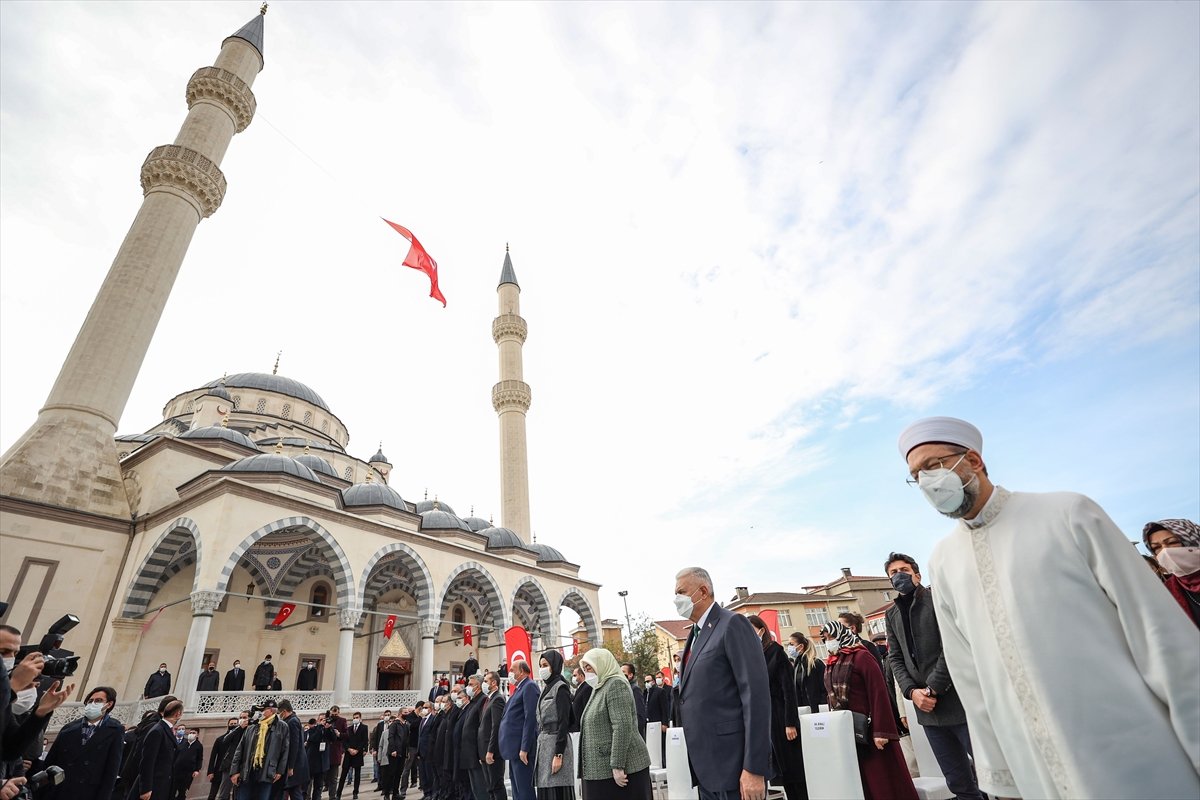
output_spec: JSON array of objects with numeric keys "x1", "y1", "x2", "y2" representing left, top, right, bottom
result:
[
  {"x1": 103, "y1": 618, "x2": 146, "y2": 701},
  {"x1": 333, "y1": 608, "x2": 362, "y2": 708},
  {"x1": 418, "y1": 618, "x2": 439, "y2": 696},
  {"x1": 178, "y1": 591, "x2": 223, "y2": 709}
]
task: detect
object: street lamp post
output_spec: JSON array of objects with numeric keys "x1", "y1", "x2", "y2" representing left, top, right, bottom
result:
[{"x1": 618, "y1": 590, "x2": 633, "y2": 648}]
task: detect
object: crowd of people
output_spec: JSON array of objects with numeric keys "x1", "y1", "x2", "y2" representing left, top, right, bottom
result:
[{"x1": 2, "y1": 415, "x2": 1199, "y2": 800}]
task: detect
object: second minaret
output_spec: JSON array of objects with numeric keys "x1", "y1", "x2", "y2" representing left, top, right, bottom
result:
[{"x1": 492, "y1": 247, "x2": 533, "y2": 543}]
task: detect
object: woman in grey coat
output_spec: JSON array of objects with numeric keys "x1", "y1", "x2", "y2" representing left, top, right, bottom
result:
[{"x1": 533, "y1": 648, "x2": 575, "y2": 800}]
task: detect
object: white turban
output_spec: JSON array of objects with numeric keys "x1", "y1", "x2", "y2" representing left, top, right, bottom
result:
[{"x1": 898, "y1": 416, "x2": 983, "y2": 459}]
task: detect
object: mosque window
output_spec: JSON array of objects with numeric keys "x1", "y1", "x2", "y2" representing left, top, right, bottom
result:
[
  {"x1": 118, "y1": 451, "x2": 130, "y2": 460},
  {"x1": 344, "y1": 466, "x2": 353, "y2": 480},
  {"x1": 185, "y1": 400, "x2": 195, "y2": 413},
  {"x1": 232, "y1": 395, "x2": 241, "y2": 410},
  {"x1": 321, "y1": 420, "x2": 330, "y2": 433},
  {"x1": 303, "y1": 411, "x2": 313, "y2": 426},
  {"x1": 255, "y1": 398, "x2": 267, "y2": 414},
  {"x1": 308, "y1": 582, "x2": 331, "y2": 621},
  {"x1": 452, "y1": 605, "x2": 465, "y2": 635},
  {"x1": 281, "y1": 403, "x2": 292, "y2": 419}
]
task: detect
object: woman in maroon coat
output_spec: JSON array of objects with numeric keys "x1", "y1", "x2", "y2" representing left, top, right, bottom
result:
[{"x1": 820, "y1": 621, "x2": 916, "y2": 800}]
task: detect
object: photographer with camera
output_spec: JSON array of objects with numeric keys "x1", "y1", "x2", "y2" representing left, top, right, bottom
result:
[
  {"x1": 0, "y1": 624, "x2": 75, "y2": 764},
  {"x1": 42, "y1": 686, "x2": 124, "y2": 800}
]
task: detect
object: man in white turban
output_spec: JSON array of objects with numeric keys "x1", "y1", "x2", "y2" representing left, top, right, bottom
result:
[{"x1": 898, "y1": 416, "x2": 1199, "y2": 799}]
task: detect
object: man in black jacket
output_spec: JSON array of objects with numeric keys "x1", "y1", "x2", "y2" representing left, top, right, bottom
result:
[
  {"x1": 462, "y1": 652, "x2": 479, "y2": 680},
  {"x1": 338, "y1": 711, "x2": 369, "y2": 799},
  {"x1": 458, "y1": 679, "x2": 486, "y2": 800},
  {"x1": 143, "y1": 663, "x2": 172, "y2": 700},
  {"x1": 369, "y1": 711, "x2": 407, "y2": 800},
  {"x1": 222, "y1": 661, "x2": 245, "y2": 692},
  {"x1": 131, "y1": 698, "x2": 182, "y2": 800},
  {"x1": 417, "y1": 702, "x2": 441, "y2": 798},
  {"x1": 398, "y1": 705, "x2": 422, "y2": 798},
  {"x1": 476, "y1": 673, "x2": 506, "y2": 800},
  {"x1": 884, "y1": 552, "x2": 983, "y2": 800},
  {"x1": 205, "y1": 718, "x2": 241, "y2": 800},
  {"x1": 279, "y1": 700, "x2": 309, "y2": 800},
  {"x1": 296, "y1": 662, "x2": 319, "y2": 691},
  {"x1": 620, "y1": 663, "x2": 647, "y2": 739},
  {"x1": 172, "y1": 728, "x2": 204, "y2": 800},
  {"x1": 197, "y1": 663, "x2": 220, "y2": 692},
  {"x1": 252, "y1": 656, "x2": 275, "y2": 691},
  {"x1": 43, "y1": 686, "x2": 124, "y2": 800},
  {"x1": 437, "y1": 691, "x2": 462, "y2": 800}
]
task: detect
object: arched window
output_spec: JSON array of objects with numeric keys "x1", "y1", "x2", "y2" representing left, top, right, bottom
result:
[
  {"x1": 321, "y1": 420, "x2": 330, "y2": 433},
  {"x1": 232, "y1": 395, "x2": 241, "y2": 410},
  {"x1": 185, "y1": 400, "x2": 195, "y2": 413},
  {"x1": 303, "y1": 410, "x2": 313, "y2": 426},
  {"x1": 308, "y1": 582, "x2": 331, "y2": 621},
  {"x1": 281, "y1": 403, "x2": 292, "y2": 419},
  {"x1": 255, "y1": 398, "x2": 267, "y2": 414},
  {"x1": 343, "y1": 466, "x2": 353, "y2": 480},
  {"x1": 452, "y1": 605, "x2": 465, "y2": 635}
]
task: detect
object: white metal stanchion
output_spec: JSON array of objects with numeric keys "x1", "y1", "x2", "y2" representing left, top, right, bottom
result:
[{"x1": 800, "y1": 710, "x2": 865, "y2": 800}]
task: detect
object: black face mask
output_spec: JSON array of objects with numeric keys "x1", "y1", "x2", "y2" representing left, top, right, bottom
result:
[{"x1": 891, "y1": 571, "x2": 916, "y2": 595}]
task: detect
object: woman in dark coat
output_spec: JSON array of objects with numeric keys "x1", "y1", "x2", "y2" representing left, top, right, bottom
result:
[
  {"x1": 788, "y1": 632, "x2": 826, "y2": 713},
  {"x1": 533, "y1": 649, "x2": 575, "y2": 800},
  {"x1": 749, "y1": 616, "x2": 806, "y2": 800},
  {"x1": 820, "y1": 621, "x2": 917, "y2": 800}
]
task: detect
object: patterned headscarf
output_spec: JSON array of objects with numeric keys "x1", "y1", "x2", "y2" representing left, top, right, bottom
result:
[
  {"x1": 820, "y1": 620, "x2": 859, "y2": 650},
  {"x1": 1142, "y1": 519, "x2": 1200, "y2": 551}
]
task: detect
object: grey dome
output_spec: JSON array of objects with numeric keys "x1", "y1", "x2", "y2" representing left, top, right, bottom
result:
[
  {"x1": 370, "y1": 447, "x2": 390, "y2": 463},
  {"x1": 343, "y1": 482, "x2": 408, "y2": 512},
  {"x1": 222, "y1": 453, "x2": 319, "y2": 482},
  {"x1": 205, "y1": 384, "x2": 233, "y2": 401},
  {"x1": 484, "y1": 527, "x2": 525, "y2": 550},
  {"x1": 420, "y1": 508, "x2": 472, "y2": 532},
  {"x1": 202, "y1": 372, "x2": 330, "y2": 411},
  {"x1": 529, "y1": 542, "x2": 567, "y2": 563},
  {"x1": 463, "y1": 516, "x2": 491, "y2": 533},
  {"x1": 295, "y1": 454, "x2": 339, "y2": 479},
  {"x1": 180, "y1": 425, "x2": 258, "y2": 450},
  {"x1": 415, "y1": 498, "x2": 456, "y2": 516}
]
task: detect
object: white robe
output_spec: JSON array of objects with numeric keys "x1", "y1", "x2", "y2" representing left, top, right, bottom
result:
[{"x1": 928, "y1": 487, "x2": 1200, "y2": 799}]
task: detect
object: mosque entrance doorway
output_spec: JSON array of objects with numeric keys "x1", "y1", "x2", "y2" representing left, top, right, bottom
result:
[{"x1": 376, "y1": 657, "x2": 412, "y2": 690}]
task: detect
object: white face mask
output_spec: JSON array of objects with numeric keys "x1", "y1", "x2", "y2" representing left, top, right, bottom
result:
[
  {"x1": 234, "y1": 663, "x2": 241, "y2": 669},
  {"x1": 453, "y1": 696, "x2": 464, "y2": 708},
  {"x1": 584, "y1": 672, "x2": 600, "y2": 688},
  {"x1": 1157, "y1": 546, "x2": 1200, "y2": 577},
  {"x1": 1, "y1": 656, "x2": 13, "y2": 672},
  {"x1": 785, "y1": 645, "x2": 798, "y2": 658},
  {"x1": 916, "y1": 455, "x2": 977, "y2": 517},
  {"x1": 83, "y1": 701, "x2": 106, "y2": 721},
  {"x1": 537, "y1": 666, "x2": 552, "y2": 681},
  {"x1": 159, "y1": 667, "x2": 167, "y2": 674},
  {"x1": 674, "y1": 588, "x2": 700, "y2": 618},
  {"x1": 12, "y1": 687, "x2": 37, "y2": 715},
  {"x1": 655, "y1": 677, "x2": 663, "y2": 686},
  {"x1": 826, "y1": 641, "x2": 840, "y2": 655},
  {"x1": 483, "y1": 683, "x2": 494, "y2": 696},
  {"x1": 465, "y1": 685, "x2": 476, "y2": 698},
  {"x1": 187, "y1": 734, "x2": 197, "y2": 743},
  {"x1": 239, "y1": 718, "x2": 249, "y2": 727}
]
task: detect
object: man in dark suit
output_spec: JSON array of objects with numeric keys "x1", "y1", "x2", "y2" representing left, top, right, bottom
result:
[
  {"x1": 398, "y1": 705, "x2": 422, "y2": 798},
  {"x1": 222, "y1": 661, "x2": 246, "y2": 692},
  {"x1": 417, "y1": 701, "x2": 442, "y2": 798},
  {"x1": 129, "y1": 698, "x2": 182, "y2": 800},
  {"x1": 370, "y1": 710, "x2": 407, "y2": 800},
  {"x1": 438, "y1": 689, "x2": 463, "y2": 799},
  {"x1": 476, "y1": 672, "x2": 506, "y2": 800},
  {"x1": 44, "y1": 686, "x2": 124, "y2": 800},
  {"x1": 197, "y1": 663, "x2": 220, "y2": 692},
  {"x1": 171, "y1": 728, "x2": 203, "y2": 800},
  {"x1": 884, "y1": 552, "x2": 984, "y2": 800},
  {"x1": 674, "y1": 566, "x2": 770, "y2": 800},
  {"x1": 462, "y1": 652, "x2": 479, "y2": 680},
  {"x1": 305, "y1": 717, "x2": 330, "y2": 800},
  {"x1": 205, "y1": 718, "x2": 240, "y2": 800},
  {"x1": 458, "y1": 678, "x2": 486, "y2": 800},
  {"x1": 323, "y1": 706, "x2": 348, "y2": 799},
  {"x1": 278, "y1": 700, "x2": 309, "y2": 800},
  {"x1": 143, "y1": 663, "x2": 172, "y2": 700},
  {"x1": 620, "y1": 664, "x2": 648, "y2": 739},
  {"x1": 497, "y1": 661, "x2": 538, "y2": 800},
  {"x1": 252, "y1": 656, "x2": 275, "y2": 691},
  {"x1": 338, "y1": 711, "x2": 369, "y2": 799},
  {"x1": 296, "y1": 662, "x2": 319, "y2": 691}
]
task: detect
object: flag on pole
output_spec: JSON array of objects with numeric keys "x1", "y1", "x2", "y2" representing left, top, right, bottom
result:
[
  {"x1": 463, "y1": 625, "x2": 473, "y2": 646},
  {"x1": 758, "y1": 609, "x2": 781, "y2": 642},
  {"x1": 505, "y1": 625, "x2": 531, "y2": 674},
  {"x1": 382, "y1": 218, "x2": 446, "y2": 306},
  {"x1": 383, "y1": 615, "x2": 397, "y2": 639},
  {"x1": 572, "y1": 638, "x2": 579, "y2": 657},
  {"x1": 141, "y1": 606, "x2": 166, "y2": 633},
  {"x1": 270, "y1": 603, "x2": 297, "y2": 627}
]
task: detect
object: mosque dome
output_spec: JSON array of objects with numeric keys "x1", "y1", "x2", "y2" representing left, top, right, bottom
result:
[
  {"x1": 222, "y1": 453, "x2": 320, "y2": 482},
  {"x1": 295, "y1": 454, "x2": 339, "y2": 479},
  {"x1": 342, "y1": 482, "x2": 408, "y2": 512},
  {"x1": 201, "y1": 372, "x2": 330, "y2": 412},
  {"x1": 462, "y1": 515, "x2": 492, "y2": 533},
  {"x1": 415, "y1": 498, "x2": 456, "y2": 516},
  {"x1": 179, "y1": 425, "x2": 258, "y2": 450},
  {"x1": 420, "y1": 507, "x2": 472, "y2": 532},
  {"x1": 529, "y1": 542, "x2": 568, "y2": 563},
  {"x1": 483, "y1": 526, "x2": 525, "y2": 551},
  {"x1": 369, "y1": 446, "x2": 390, "y2": 464},
  {"x1": 205, "y1": 383, "x2": 233, "y2": 401}
]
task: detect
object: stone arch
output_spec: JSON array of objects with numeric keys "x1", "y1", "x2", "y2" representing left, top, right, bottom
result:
[
  {"x1": 217, "y1": 516, "x2": 356, "y2": 608},
  {"x1": 558, "y1": 586, "x2": 600, "y2": 646},
  {"x1": 510, "y1": 576, "x2": 555, "y2": 649},
  {"x1": 358, "y1": 543, "x2": 435, "y2": 620},
  {"x1": 121, "y1": 517, "x2": 203, "y2": 618},
  {"x1": 437, "y1": 561, "x2": 509, "y2": 642}
]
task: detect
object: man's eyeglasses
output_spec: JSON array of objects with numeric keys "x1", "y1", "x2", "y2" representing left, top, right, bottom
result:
[{"x1": 906, "y1": 451, "x2": 968, "y2": 485}]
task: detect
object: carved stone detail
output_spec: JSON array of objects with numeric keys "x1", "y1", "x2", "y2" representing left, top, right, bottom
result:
[
  {"x1": 491, "y1": 380, "x2": 532, "y2": 413},
  {"x1": 338, "y1": 607, "x2": 364, "y2": 630},
  {"x1": 186, "y1": 67, "x2": 257, "y2": 132},
  {"x1": 492, "y1": 314, "x2": 528, "y2": 344},
  {"x1": 140, "y1": 145, "x2": 227, "y2": 218},
  {"x1": 190, "y1": 590, "x2": 224, "y2": 616},
  {"x1": 418, "y1": 618, "x2": 441, "y2": 639}
]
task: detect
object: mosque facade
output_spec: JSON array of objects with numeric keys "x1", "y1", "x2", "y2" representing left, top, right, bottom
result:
[{"x1": 0, "y1": 9, "x2": 599, "y2": 712}]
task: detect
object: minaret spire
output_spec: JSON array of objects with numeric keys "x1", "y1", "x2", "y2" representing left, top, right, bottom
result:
[
  {"x1": 0, "y1": 12, "x2": 265, "y2": 517},
  {"x1": 491, "y1": 245, "x2": 532, "y2": 542}
]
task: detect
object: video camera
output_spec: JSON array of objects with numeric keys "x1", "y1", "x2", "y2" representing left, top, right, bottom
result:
[
  {"x1": 8, "y1": 765, "x2": 64, "y2": 799},
  {"x1": 15, "y1": 614, "x2": 81, "y2": 680}
]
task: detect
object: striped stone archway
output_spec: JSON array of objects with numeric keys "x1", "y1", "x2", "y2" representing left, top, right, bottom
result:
[
  {"x1": 558, "y1": 586, "x2": 600, "y2": 646},
  {"x1": 358, "y1": 542, "x2": 435, "y2": 620},
  {"x1": 437, "y1": 561, "x2": 509, "y2": 643},
  {"x1": 510, "y1": 575, "x2": 555, "y2": 649},
  {"x1": 216, "y1": 516, "x2": 355, "y2": 608},
  {"x1": 121, "y1": 517, "x2": 202, "y2": 618}
]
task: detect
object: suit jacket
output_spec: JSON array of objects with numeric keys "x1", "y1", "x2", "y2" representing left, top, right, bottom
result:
[
  {"x1": 128, "y1": 720, "x2": 175, "y2": 800},
  {"x1": 463, "y1": 658, "x2": 479, "y2": 678},
  {"x1": 569, "y1": 683, "x2": 591, "y2": 733},
  {"x1": 45, "y1": 715, "x2": 124, "y2": 800},
  {"x1": 296, "y1": 667, "x2": 319, "y2": 691},
  {"x1": 628, "y1": 679, "x2": 648, "y2": 736},
  {"x1": 457, "y1": 697, "x2": 484, "y2": 768},
  {"x1": 173, "y1": 738, "x2": 203, "y2": 779},
  {"x1": 418, "y1": 713, "x2": 441, "y2": 757},
  {"x1": 477, "y1": 692, "x2": 506, "y2": 759},
  {"x1": 208, "y1": 727, "x2": 238, "y2": 774},
  {"x1": 305, "y1": 725, "x2": 330, "y2": 776},
  {"x1": 405, "y1": 712, "x2": 421, "y2": 750},
  {"x1": 283, "y1": 714, "x2": 310, "y2": 788},
  {"x1": 678, "y1": 603, "x2": 772, "y2": 792},
  {"x1": 498, "y1": 677, "x2": 538, "y2": 761},
  {"x1": 343, "y1": 721, "x2": 369, "y2": 766},
  {"x1": 218, "y1": 726, "x2": 247, "y2": 773},
  {"x1": 223, "y1": 667, "x2": 245, "y2": 691},
  {"x1": 326, "y1": 714, "x2": 348, "y2": 765},
  {"x1": 793, "y1": 657, "x2": 827, "y2": 714},
  {"x1": 884, "y1": 585, "x2": 966, "y2": 726},
  {"x1": 143, "y1": 671, "x2": 171, "y2": 699},
  {"x1": 644, "y1": 684, "x2": 669, "y2": 723}
]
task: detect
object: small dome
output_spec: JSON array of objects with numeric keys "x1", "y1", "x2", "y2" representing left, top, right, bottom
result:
[
  {"x1": 343, "y1": 482, "x2": 408, "y2": 512},
  {"x1": 420, "y1": 508, "x2": 472, "y2": 532},
  {"x1": 415, "y1": 498, "x2": 456, "y2": 516},
  {"x1": 370, "y1": 446, "x2": 390, "y2": 464},
  {"x1": 483, "y1": 526, "x2": 525, "y2": 550},
  {"x1": 462, "y1": 515, "x2": 491, "y2": 533},
  {"x1": 529, "y1": 542, "x2": 568, "y2": 563},
  {"x1": 222, "y1": 453, "x2": 320, "y2": 482},
  {"x1": 180, "y1": 425, "x2": 258, "y2": 450},
  {"x1": 205, "y1": 384, "x2": 233, "y2": 401},
  {"x1": 295, "y1": 454, "x2": 339, "y2": 479}
]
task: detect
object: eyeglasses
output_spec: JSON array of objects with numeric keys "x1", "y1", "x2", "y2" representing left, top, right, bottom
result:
[{"x1": 906, "y1": 450, "x2": 968, "y2": 485}]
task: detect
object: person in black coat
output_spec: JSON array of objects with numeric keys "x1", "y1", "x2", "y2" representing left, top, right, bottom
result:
[
  {"x1": 476, "y1": 673, "x2": 507, "y2": 800},
  {"x1": 417, "y1": 702, "x2": 442, "y2": 797},
  {"x1": 440, "y1": 690, "x2": 464, "y2": 798},
  {"x1": 44, "y1": 686, "x2": 125, "y2": 800},
  {"x1": 398, "y1": 706, "x2": 422, "y2": 797},
  {"x1": 278, "y1": 701, "x2": 309, "y2": 799},
  {"x1": 143, "y1": 663, "x2": 172, "y2": 700},
  {"x1": 337, "y1": 711, "x2": 369, "y2": 798},
  {"x1": 433, "y1": 696, "x2": 457, "y2": 797},
  {"x1": 305, "y1": 716, "x2": 330, "y2": 800},
  {"x1": 222, "y1": 661, "x2": 245, "y2": 692},
  {"x1": 462, "y1": 652, "x2": 480, "y2": 680},
  {"x1": 788, "y1": 632, "x2": 827, "y2": 713},
  {"x1": 204, "y1": 718, "x2": 239, "y2": 800},
  {"x1": 569, "y1": 668, "x2": 591, "y2": 734},
  {"x1": 644, "y1": 674, "x2": 669, "y2": 724},
  {"x1": 196, "y1": 663, "x2": 220, "y2": 692},
  {"x1": 127, "y1": 699, "x2": 182, "y2": 800},
  {"x1": 296, "y1": 662, "x2": 319, "y2": 691},
  {"x1": 370, "y1": 712, "x2": 407, "y2": 800},
  {"x1": 252, "y1": 656, "x2": 275, "y2": 691},
  {"x1": 457, "y1": 679, "x2": 485, "y2": 799},
  {"x1": 171, "y1": 728, "x2": 203, "y2": 800},
  {"x1": 750, "y1": 616, "x2": 806, "y2": 800},
  {"x1": 620, "y1": 663, "x2": 648, "y2": 739}
]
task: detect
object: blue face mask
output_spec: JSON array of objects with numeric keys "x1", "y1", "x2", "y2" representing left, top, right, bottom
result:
[{"x1": 890, "y1": 571, "x2": 916, "y2": 595}]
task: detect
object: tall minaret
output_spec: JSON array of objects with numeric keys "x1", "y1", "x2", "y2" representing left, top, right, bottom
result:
[
  {"x1": 492, "y1": 246, "x2": 533, "y2": 543},
  {"x1": 0, "y1": 10, "x2": 266, "y2": 518}
]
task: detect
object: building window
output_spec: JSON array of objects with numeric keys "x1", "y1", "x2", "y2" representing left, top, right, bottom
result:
[
  {"x1": 185, "y1": 400, "x2": 195, "y2": 413},
  {"x1": 777, "y1": 610, "x2": 792, "y2": 627},
  {"x1": 232, "y1": 395, "x2": 241, "y2": 410},
  {"x1": 452, "y1": 605, "x2": 465, "y2": 635},
  {"x1": 321, "y1": 420, "x2": 329, "y2": 433},
  {"x1": 344, "y1": 466, "x2": 353, "y2": 480},
  {"x1": 883, "y1": 591, "x2": 892, "y2": 600},
  {"x1": 303, "y1": 410, "x2": 313, "y2": 425},
  {"x1": 118, "y1": 451, "x2": 130, "y2": 459},
  {"x1": 281, "y1": 403, "x2": 292, "y2": 419},
  {"x1": 308, "y1": 583, "x2": 330, "y2": 621},
  {"x1": 255, "y1": 398, "x2": 267, "y2": 414},
  {"x1": 836, "y1": 605, "x2": 850, "y2": 615},
  {"x1": 806, "y1": 607, "x2": 830, "y2": 627},
  {"x1": 813, "y1": 641, "x2": 829, "y2": 659}
]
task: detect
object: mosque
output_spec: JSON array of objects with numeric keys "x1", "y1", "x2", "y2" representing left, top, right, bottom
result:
[{"x1": 0, "y1": 8, "x2": 600, "y2": 712}]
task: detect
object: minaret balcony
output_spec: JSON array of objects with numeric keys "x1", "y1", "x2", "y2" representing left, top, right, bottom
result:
[
  {"x1": 492, "y1": 380, "x2": 531, "y2": 413},
  {"x1": 492, "y1": 314, "x2": 528, "y2": 344}
]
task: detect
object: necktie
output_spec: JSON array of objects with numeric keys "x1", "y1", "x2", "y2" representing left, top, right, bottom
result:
[
  {"x1": 682, "y1": 625, "x2": 697, "y2": 670},
  {"x1": 81, "y1": 724, "x2": 94, "y2": 745}
]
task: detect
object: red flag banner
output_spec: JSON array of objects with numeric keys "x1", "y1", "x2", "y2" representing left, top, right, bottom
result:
[
  {"x1": 661, "y1": 666, "x2": 672, "y2": 685},
  {"x1": 758, "y1": 610, "x2": 781, "y2": 642},
  {"x1": 270, "y1": 603, "x2": 297, "y2": 627},
  {"x1": 382, "y1": 218, "x2": 446, "y2": 306},
  {"x1": 463, "y1": 624, "x2": 473, "y2": 646},
  {"x1": 572, "y1": 638, "x2": 579, "y2": 657},
  {"x1": 504, "y1": 625, "x2": 532, "y2": 674},
  {"x1": 141, "y1": 606, "x2": 166, "y2": 634},
  {"x1": 383, "y1": 614, "x2": 397, "y2": 639}
]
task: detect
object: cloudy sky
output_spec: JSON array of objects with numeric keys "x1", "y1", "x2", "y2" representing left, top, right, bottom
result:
[{"x1": 2, "y1": 1, "x2": 1197, "y2": 629}]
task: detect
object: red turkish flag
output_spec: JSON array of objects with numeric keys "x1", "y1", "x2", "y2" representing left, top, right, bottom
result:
[
  {"x1": 758, "y1": 610, "x2": 781, "y2": 642},
  {"x1": 572, "y1": 638, "x2": 579, "y2": 657},
  {"x1": 382, "y1": 218, "x2": 446, "y2": 306},
  {"x1": 504, "y1": 625, "x2": 531, "y2": 674},
  {"x1": 383, "y1": 615, "x2": 397, "y2": 639},
  {"x1": 270, "y1": 603, "x2": 297, "y2": 627},
  {"x1": 463, "y1": 625, "x2": 473, "y2": 646}
]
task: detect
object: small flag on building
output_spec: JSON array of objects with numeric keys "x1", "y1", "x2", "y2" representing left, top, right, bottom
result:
[
  {"x1": 270, "y1": 603, "x2": 297, "y2": 627},
  {"x1": 572, "y1": 638, "x2": 579, "y2": 657},
  {"x1": 384, "y1": 614, "x2": 397, "y2": 639},
  {"x1": 463, "y1": 624, "x2": 473, "y2": 646},
  {"x1": 141, "y1": 606, "x2": 166, "y2": 633},
  {"x1": 382, "y1": 218, "x2": 446, "y2": 306}
]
